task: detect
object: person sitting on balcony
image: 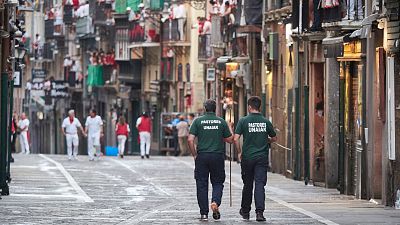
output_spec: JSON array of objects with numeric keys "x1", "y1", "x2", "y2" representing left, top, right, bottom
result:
[{"x1": 202, "y1": 17, "x2": 212, "y2": 35}]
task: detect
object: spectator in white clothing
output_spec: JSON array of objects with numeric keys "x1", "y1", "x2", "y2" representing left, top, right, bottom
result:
[
  {"x1": 62, "y1": 109, "x2": 86, "y2": 160},
  {"x1": 18, "y1": 112, "x2": 30, "y2": 154},
  {"x1": 85, "y1": 109, "x2": 104, "y2": 161}
]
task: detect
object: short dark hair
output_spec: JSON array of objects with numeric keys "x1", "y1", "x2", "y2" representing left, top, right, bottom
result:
[
  {"x1": 248, "y1": 96, "x2": 262, "y2": 111},
  {"x1": 90, "y1": 109, "x2": 97, "y2": 114},
  {"x1": 204, "y1": 99, "x2": 216, "y2": 112}
]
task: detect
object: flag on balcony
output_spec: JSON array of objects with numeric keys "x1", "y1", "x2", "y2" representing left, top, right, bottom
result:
[
  {"x1": 127, "y1": 0, "x2": 141, "y2": 12},
  {"x1": 116, "y1": 0, "x2": 128, "y2": 14},
  {"x1": 150, "y1": 0, "x2": 164, "y2": 10},
  {"x1": 87, "y1": 65, "x2": 104, "y2": 86}
]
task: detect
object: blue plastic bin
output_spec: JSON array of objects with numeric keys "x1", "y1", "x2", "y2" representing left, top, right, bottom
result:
[{"x1": 105, "y1": 146, "x2": 118, "y2": 156}]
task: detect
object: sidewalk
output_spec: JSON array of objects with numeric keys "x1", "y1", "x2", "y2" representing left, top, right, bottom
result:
[{"x1": 0, "y1": 154, "x2": 398, "y2": 225}]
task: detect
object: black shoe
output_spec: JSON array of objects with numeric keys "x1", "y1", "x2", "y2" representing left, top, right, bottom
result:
[
  {"x1": 10, "y1": 157, "x2": 14, "y2": 163},
  {"x1": 200, "y1": 214, "x2": 208, "y2": 221},
  {"x1": 211, "y1": 202, "x2": 220, "y2": 220},
  {"x1": 146, "y1": 154, "x2": 149, "y2": 159},
  {"x1": 256, "y1": 212, "x2": 266, "y2": 222},
  {"x1": 120, "y1": 155, "x2": 124, "y2": 159},
  {"x1": 239, "y1": 209, "x2": 250, "y2": 220},
  {"x1": 141, "y1": 156, "x2": 144, "y2": 159}
]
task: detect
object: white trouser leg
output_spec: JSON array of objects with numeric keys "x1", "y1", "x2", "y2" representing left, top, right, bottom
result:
[
  {"x1": 66, "y1": 134, "x2": 74, "y2": 159},
  {"x1": 139, "y1": 132, "x2": 146, "y2": 156},
  {"x1": 143, "y1": 132, "x2": 151, "y2": 155},
  {"x1": 20, "y1": 132, "x2": 30, "y2": 154},
  {"x1": 93, "y1": 134, "x2": 101, "y2": 159},
  {"x1": 117, "y1": 135, "x2": 127, "y2": 155},
  {"x1": 178, "y1": 18, "x2": 185, "y2": 41},
  {"x1": 72, "y1": 134, "x2": 79, "y2": 158},
  {"x1": 88, "y1": 136, "x2": 95, "y2": 160}
]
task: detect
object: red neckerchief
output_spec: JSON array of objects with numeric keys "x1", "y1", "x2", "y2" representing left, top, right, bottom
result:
[{"x1": 69, "y1": 116, "x2": 74, "y2": 124}]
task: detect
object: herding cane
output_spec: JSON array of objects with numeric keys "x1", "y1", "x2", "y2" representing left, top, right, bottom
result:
[{"x1": 229, "y1": 106, "x2": 233, "y2": 207}]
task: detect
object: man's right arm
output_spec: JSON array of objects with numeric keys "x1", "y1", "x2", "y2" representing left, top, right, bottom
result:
[
  {"x1": 188, "y1": 134, "x2": 197, "y2": 159},
  {"x1": 234, "y1": 134, "x2": 242, "y2": 161}
]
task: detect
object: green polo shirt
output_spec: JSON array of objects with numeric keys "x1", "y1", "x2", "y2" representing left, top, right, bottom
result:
[
  {"x1": 189, "y1": 112, "x2": 232, "y2": 154},
  {"x1": 235, "y1": 113, "x2": 276, "y2": 160}
]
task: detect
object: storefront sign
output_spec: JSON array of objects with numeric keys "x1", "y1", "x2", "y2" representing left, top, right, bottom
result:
[
  {"x1": 30, "y1": 80, "x2": 69, "y2": 98},
  {"x1": 206, "y1": 68, "x2": 215, "y2": 81},
  {"x1": 32, "y1": 69, "x2": 47, "y2": 82}
]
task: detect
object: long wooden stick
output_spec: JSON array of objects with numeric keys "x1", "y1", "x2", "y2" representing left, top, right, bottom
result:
[{"x1": 229, "y1": 107, "x2": 232, "y2": 207}]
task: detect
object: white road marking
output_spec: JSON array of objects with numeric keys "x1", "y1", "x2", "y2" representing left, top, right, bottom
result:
[
  {"x1": 39, "y1": 154, "x2": 94, "y2": 203},
  {"x1": 109, "y1": 158, "x2": 171, "y2": 196},
  {"x1": 10, "y1": 193, "x2": 88, "y2": 202},
  {"x1": 171, "y1": 157, "x2": 340, "y2": 225},
  {"x1": 117, "y1": 202, "x2": 176, "y2": 225}
]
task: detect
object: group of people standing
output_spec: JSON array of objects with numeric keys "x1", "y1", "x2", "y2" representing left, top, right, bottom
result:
[
  {"x1": 60, "y1": 109, "x2": 153, "y2": 161},
  {"x1": 188, "y1": 96, "x2": 276, "y2": 222}
]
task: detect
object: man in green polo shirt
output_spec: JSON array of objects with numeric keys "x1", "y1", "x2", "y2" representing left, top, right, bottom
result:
[
  {"x1": 188, "y1": 99, "x2": 234, "y2": 221},
  {"x1": 234, "y1": 96, "x2": 277, "y2": 222}
]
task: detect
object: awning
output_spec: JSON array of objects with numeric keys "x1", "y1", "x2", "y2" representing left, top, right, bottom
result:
[
  {"x1": 322, "y1": 34, "x2": 351, "y2": 45},
  {"x1": 349, "y1": 14, "x2": 379, "y2": 39},
  {"x1": 216, "y1": 56, "x2": 231, "y2": 64},
  {"x1": 128, "y1": 42, "x2": 160, "y2": 48}
]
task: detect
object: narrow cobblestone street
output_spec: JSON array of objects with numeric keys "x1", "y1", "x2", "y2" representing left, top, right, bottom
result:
[{"x1": 0, "y1": 155, "x2": 399, "y2": 225}]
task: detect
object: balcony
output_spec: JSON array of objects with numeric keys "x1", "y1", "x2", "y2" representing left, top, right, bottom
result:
[
  {"x1": 93, "y1": 2, "x2": 113, "y2": 26},
  {"x1": 211, "y1": 15, "x2": 224, "y2": 48},
  {"x1": 129, "y1": 22, "x2": 145, "y2": 43},
  {"x1": 76, "y1": 16, "x2": 94, "y2": 37},
  {"x1": 162, "y1": 19, "x2": 189, "y2": 45},
  {"x1": 44, "y1": 19, "x2": 54, "y2": 39},
  {"x1": 266, "y1": 0, "x2": 291, "y2": 11},
  {"x1": 118, "y1": 61, "x2": 141, "y2": 85},
  {"x1": 42, "y1": 43, "x2": 53, "y2": 60},
  {"x1": 64, "y1": 4, "x2": 74, "y2": 25},
  {"x1": 198, "y1": 34, "x2": 212, "y2": 62},
  {"x1": 322, "y1": 1, "x2": 364, "y2": 25}
]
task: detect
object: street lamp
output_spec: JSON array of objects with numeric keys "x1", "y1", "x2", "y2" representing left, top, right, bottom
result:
[{"x1": 14, "y1": 44, "x2": 27, "y2": 60}]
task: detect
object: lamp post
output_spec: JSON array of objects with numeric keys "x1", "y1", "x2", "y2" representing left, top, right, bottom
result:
[{"x1": 1, "y1": 0, "x2": 21, "y2": 197}]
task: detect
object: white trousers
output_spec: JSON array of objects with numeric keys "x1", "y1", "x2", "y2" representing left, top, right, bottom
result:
[
  {"x1": 19, "y1": 131, "x2": 30, "y2": 154},
  {"x1": 117, "y1": 135, "x2": 127, "y2": 155},
  {"x1": 66, "y1": 134, "x2": 79, "y2": 158},
  {"x1": 178, "y1": 18, "x2": 185, "y2": 41},
  {"x1": 88, "y1": 134, "x2": 101, "y2": 160},
  {"x1": 348, "y1": 0, "x2": 364, "y2": 19},
  {"x1": 139, "y1": 132, "x2": 151, "y2": 156}
]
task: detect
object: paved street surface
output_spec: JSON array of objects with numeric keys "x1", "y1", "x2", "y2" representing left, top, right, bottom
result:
[{"x1": 1, "y1": 154, "x2": 399, "y2": 225}]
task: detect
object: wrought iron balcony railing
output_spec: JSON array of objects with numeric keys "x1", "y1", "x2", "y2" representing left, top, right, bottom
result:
[{"x1": 198, "y1": 34, "x2": 212, "y2": 60}]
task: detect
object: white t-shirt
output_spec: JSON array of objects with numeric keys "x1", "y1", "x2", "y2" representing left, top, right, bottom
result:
[
  {"x1": 62, "y1": 117, "x2": 82, "y2": 134},
  {"x1": 173, "y1": 4, "x2": 186, "y2": 19},
  {"x1": 18, "y1": 119, "x2": 30, "y2": 132},
  {"x1": 85, "y1": 115, "x2": 103, "y2": 136},
  {"x1": 202, "y1": 21, "x2": 212, "y2": 34}
]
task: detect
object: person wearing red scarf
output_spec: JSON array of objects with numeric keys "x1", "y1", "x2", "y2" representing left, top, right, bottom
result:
[{"x1": 61, "y1": 109, "x2": 86, "y2": 160}]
